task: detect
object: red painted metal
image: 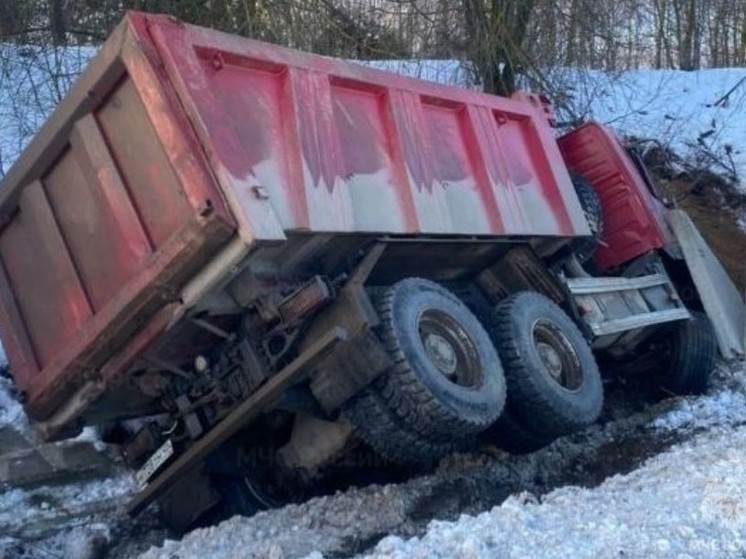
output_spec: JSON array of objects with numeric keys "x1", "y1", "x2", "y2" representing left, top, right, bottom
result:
[
  {"x1": 0, "y1": 12, "x2": 592, "y2": 423},
  {"x1": 142, "y1": 13, "x2": 589, "y2": 239},
  {"x1": 558, "y1": 122, "x2": 674, "y2": 271},
  {"x1": 0, "y1": 15, "x2": 234, "y2": 420}
]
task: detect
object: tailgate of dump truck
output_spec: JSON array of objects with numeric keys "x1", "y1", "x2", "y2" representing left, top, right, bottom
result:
[{"x1": 0, "y1": 15, "x2": 235, "y2": 420}]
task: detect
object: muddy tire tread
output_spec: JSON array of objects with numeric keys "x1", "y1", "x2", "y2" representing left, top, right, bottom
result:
[
  {"x1": 370, "y1": 279, "x2": 504, "y2": 441},
  {"x1": 663, "y1": 312, "x2": 717, "y2": 395},
  {"x1": 493, "y1": 291, "x2": 603, "y2": 437},
  {"x1": 344, "y1": 387, "x2": 462, "y2": 466}
]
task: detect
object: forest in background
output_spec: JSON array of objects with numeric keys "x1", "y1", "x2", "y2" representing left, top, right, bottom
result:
[{"x1": 1, "y1": 0, "x2": 746, "y2": 95}]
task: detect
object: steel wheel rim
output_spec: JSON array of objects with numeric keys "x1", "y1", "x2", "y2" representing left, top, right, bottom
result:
[
  {"x1": 531, "y1": 319, "x2": 583, "y2": 392},
  {"x1": 418, "y1": 309, "x2": 482, "y2": 388}
]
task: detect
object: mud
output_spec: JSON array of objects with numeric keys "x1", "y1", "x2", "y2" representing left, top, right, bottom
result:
[{"x1": 133, "y1": 367, "x2": 716, "y2": 559}]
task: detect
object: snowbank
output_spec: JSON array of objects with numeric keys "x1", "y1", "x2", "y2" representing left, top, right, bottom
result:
[
  {"x1": 561, "y1": 68, "x2": 746, "y2": 184},
  {"x1": 364, "y1": 426, "x2": 746, "y2": 559}
]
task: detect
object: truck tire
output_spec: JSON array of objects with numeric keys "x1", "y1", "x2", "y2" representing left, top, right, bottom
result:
[
  {"x1": 659, "y1": 312, "x2": 717, "y2": 395},
  {"x1": 491, "y1": 291, "x2": 603, "y2": 438},
  {"x1": 367, "y1": 278, "x2": 506, "y2": 441},
  {"x1": 345, "y1": 388, "x2": 464, "y2": 466},
  {"x1": 570, "y1": 173, "x2": 603, "y2": 262}
]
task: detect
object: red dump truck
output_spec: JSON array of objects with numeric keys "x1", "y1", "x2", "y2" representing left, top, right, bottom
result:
[{"x1": 1, "y1": 12, "x2": 743, "y2": 529}]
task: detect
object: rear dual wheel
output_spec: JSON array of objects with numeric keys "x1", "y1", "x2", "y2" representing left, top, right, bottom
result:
[
  {"x1": 345, "y1": 278, "x2": 506, "y2": 465},
  {"x1": 345, "y1": 282, "x2": 603, "y2": 463},
  {"x1": 483, "y1": 291, "x2": 604, "y2": 453}
]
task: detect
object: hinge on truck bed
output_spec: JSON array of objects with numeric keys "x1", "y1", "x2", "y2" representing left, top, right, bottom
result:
[{"x1": 566, "y1": 273, "x2": 690, "y2": 341}]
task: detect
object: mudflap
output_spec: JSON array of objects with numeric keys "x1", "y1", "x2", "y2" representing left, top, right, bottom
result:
[{"x1": 667, "y1": 209, "x2": 746, "y2": 360}]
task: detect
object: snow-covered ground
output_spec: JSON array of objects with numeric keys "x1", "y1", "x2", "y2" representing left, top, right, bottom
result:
[
  {"x1": 0, "y1": 476, "x2": 136, "y2": 542},
  {"x1": 554, "y1": 68, "x2": 746, "y2": 184},
  {"x1": 134, "y1": 362, "x2": 746, "y2": 559},
  {"x1": 365, "y1": 426, "x2": 746, "y2": 559},
  {"x1": 4, "y1": 362, "x2": 745, "y2": 559}
]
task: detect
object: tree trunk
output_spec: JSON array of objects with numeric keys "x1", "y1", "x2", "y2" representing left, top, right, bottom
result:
[
  {"x1": 463, "y1": 0, "x2": 536, "y2": 96},
  {"x1": 739, "y1": 2, "x2": 746, "y2": 64},
  {"x1": 654, "y1": 0, "x2": 668, "y2": 68},
  {"x1": 677, "y1": 0, "x2": 699, "y2": 70},
  {"x1": 48, "y1": 0, "x2": 67, "y2": 46}
]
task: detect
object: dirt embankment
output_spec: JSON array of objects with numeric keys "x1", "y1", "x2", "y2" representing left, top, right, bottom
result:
[{"x1": 642, "y1": 145, "x2": 746, "y2": 291}]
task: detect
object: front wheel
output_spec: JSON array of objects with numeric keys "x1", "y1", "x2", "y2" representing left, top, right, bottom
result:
[{"x1": 657, "y1": 312, "x2": 717, "y2": 396}]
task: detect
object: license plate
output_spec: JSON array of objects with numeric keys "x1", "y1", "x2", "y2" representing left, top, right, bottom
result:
[{"x1": 135, "y1": 439, "x2": 174, "y2": 488}]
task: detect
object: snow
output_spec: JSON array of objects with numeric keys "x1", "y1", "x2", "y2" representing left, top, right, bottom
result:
[
  {"x1": 362, "y1": 59, "x2": 474, "y2": 89},
  {"x1": 63, "y1": 523, "x2": 112, "y2": 559},
  {"x1": 0, "y1": 474, "x2": 135, "y2": 542},
  {"x1": 649, "y1": 362, "x2": 746, "y2": 432},
  {"x1": 0, "y1": 43, "x2": 94, "y2": 177},
  {"x1": 650, "y1": 388, "x2": 746, "y2": 433},
  {"x1": 0, "y1": 375, "x2": 27, "y2": 432},
  {"x1": 559, "y1": 68, "x2": 746, "y2": 184},
  {"x1": 364, "y1": 427, "x2": 746, "y2": 559},
  {"x1": 0, "y1": 333, "x2": 26, "y2": 432},
  {"x1": 73, "y1": 426, "x2": 107, "y2": 452}
]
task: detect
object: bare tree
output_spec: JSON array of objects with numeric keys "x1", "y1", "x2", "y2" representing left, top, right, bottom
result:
[{"x1": 462, "y1": 0, "x2": 536, "y2": 95}]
